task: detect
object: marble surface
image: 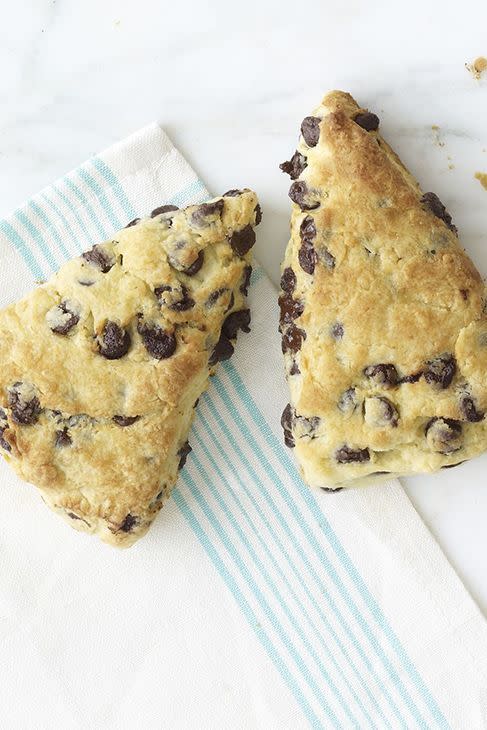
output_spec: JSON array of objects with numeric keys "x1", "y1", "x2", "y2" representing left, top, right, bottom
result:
[{"x1": 1, "y1": 0, "x2": 487, "y2": 610}]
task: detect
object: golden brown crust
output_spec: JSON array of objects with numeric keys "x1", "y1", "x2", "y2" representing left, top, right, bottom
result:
[
  {"x1": 280, "y1": 91, "x2": 487, "y2": 488},
  {"x1": 0, "y1": 190, "x2": 260, "y2": 545}
]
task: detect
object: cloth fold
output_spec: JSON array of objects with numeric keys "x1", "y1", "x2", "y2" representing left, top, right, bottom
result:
[{"x1": 1, "y1": 124, "x2": 486, "y2": 729}]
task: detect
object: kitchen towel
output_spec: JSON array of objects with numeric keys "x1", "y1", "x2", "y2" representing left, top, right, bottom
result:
[{"x1": 1, "y1": 124, "x2": 487, "y2": 730}]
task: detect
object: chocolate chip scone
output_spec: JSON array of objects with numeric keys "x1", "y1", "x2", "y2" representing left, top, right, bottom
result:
[
  {"x1": 279, "y1": 90, "x2": 487, "y2": 489},
  {"x1": 0, "y1": 190, "x2": 260, "y2": 546}
]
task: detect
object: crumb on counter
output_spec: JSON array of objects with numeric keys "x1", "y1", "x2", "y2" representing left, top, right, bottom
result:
[
  {"x1": 466, "y1": 57, "x2": 487, "y2": 79},
  {"x1": 431, "y1": 125, "x2": 445, "y2": 147},
  {"x1": 475, "y1": 172, "x2": 487, "y2": 190}
]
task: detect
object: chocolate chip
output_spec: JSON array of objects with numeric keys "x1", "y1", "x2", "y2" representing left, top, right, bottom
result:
[
  {"x1": 229, "y1": 225, "x2": 256, "y2": 256},
  {"x1": 280, "y1": 151, "x2": 308, "y2": 180},
  {"x1": 423, "y1": 354, "x2": 456, "y2": 389},
  {"x1": 364, "y1": 364, "x2": 399, "y2": 387},
  {"x1": 184, "y1": 250, "x2": 204, "y2": 276},
  {"x1": 288, "y1": 181, "x2": 320, "y2": 211},
  {"x1": 240, "y1": 265, "x2": 253, "y2": 296},
  {"x1": 364, "y1": 397, "x2": 399, "y2": 427},
  {"x1": 0, "y1": 422, "x2": 11, "y2": 452},
  {"x1": 295, "y1": 413, "x2": 320, "y2": 437},
  {"x1": 460, "y1": 396, "x2": 484, "y2": 422},
  {"x1": 222, "y1": 309, "x2": 251, "y2": 339},
  {"x1": 48, "y1": 301, "x2": 80, "y2": 335},
  {"x1": 401, "y1": 372, "x2": 422, "y2": 384},
  {"x1": 289, "y1": 360, "x2": 300, "y2": 375},
  {"x1": 279, "y1": 294, "x2": 304, "y2": 329},
  {"x1": 191, "y1": 199, "x2": 224, "y2": 227},
  {"x1": 82, "y1": 245, "x2": 114, "y2": 273},
  {"x1": 254, "y1": 204, "x2": 262, "y2": 226},
  {"x1": 335, "y1": 445, "x2": 370, "y2": 463},
  {"x1": 55, "y1": 428, "x2": 72, "y2": 448},
  {"x1": 319, "y1": 247, "x2": 336, "y2": 270},
  {"x1": 137, "y1": 321, "x2": 176, "y2": 359},
  {"x1": 425, "y1": 418, "x2": 463, "y2": 454},
  {"x1": 151, "y1": 204, "x2": 179, "y2": 217},
  {"x1": 177, "y1": 441, "x2": 192, "y2": 470},
  {"x1": 112, "y1": 415, "x2": 140, "y2": 427},
  {"x1": 119, "y1": 514, "x2": 138, "y2": 533},
  {"x1": 169, "y1": 285, "x2": 195, "y2": 312},
  {"x1": 156, "y1": 283, "x2": 195, "y2": 311},
  {"x1": 8, "y1": 383, "x2": 41, "y2": 425},
  {"x1": 460, "y1": 289, "x2": 469, "y2": 301},
  {"x1": 337, "y1": 388, "x2": 359, "y2": 416},
  {"x1": 281, "y1": 324, "x2": 306, "y2": 354},
  {"x1": 206, "y1": 288, "x2": 229, "y2": 307},
  {"x1": 125, "y1": 217, "x2": 140, "y2": 228},
  {"x1": 300, "y1": 215, "x2": 316, "y2": 243},
  {"x1": 331, "y1": 323, "x2": 344, "y2": 340},
  {"x1": 298, "y1": 243, "x2": 317, "y2": 275},
  {"x1": 420, "y1": 192, "x2": 457, "y2": 234},
  {"x1": 321, "y1": 487, "x2": 344, "y2": 492},
  {"x1": 354, "y1": 112, "x2": 380, "y2": 131},
  {"x1": 301, "y1": 116, "x2": 321, "y2": 147},
  {"x1": 280, "y1": 267, "x2": 296, "y2": 293},
  {"x1": 97, "y1": 321, "x2": 131, "y2": 359},
  {"x1": 78, "y1": 280, "x2": 94, "y2": 287},
  {"x1": 281, "y1": 403, "x2": 295, "y2": 448},
  {"x1": 209, "y1": 335, "x2": 234, "y2": 366},
  {"x1": 67, "y1": 512, "x2": 81, "y2": 520},
  {"x1": 223, "y1": 189, "x2": 243, "y2": 197}
]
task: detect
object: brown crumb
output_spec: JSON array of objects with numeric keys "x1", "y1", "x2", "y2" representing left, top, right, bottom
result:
[
  {"x1": 431, "y1": 125, "x2": 445, "y2": 147},
  {"x1": 466, "y1": 57, "x2": 487, "y2": 79},
  {"x1": 475, "y1": 172, "x2": 487, "y2": 190}
]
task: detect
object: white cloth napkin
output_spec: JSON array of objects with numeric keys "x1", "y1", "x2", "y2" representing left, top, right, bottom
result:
[{"x1": 1, "y1": 124, "x2": 487, "y2": 730}]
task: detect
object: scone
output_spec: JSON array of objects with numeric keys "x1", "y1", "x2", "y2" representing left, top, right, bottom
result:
[
  {"x1": 279, "y1": 90, "x2": 487, "y2": 489},
  {"x1": 0, "y1": 190, "x2": 260, "y2": 545}
]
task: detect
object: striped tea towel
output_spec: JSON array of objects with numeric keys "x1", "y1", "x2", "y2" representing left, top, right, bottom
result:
[{"x1": 1, "y1": 124, "x2": 487, "y2": 730}]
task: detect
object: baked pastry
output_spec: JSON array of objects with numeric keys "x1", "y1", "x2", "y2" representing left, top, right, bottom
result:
[
  {"x1": 0, "y1": 190, "x2": 260, "y2": 545},
  {"x1": 279, "y1": 91, "x2": 487, "y2": 488}
]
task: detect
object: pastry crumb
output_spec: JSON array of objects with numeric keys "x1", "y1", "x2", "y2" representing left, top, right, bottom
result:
[
  {"x1": 431, "y1": 125, "x2": 445, "y2": 147},
  {"x1": 475, "y1": 172, "x2": 487, "y2": 190},
  {"x1": 466, "y1": 57, "x2": 487, "y2": 79}
]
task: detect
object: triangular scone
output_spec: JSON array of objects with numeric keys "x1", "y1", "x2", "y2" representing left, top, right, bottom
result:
[
  {"x1": 279, "y1": 91, "x2": 487, "y2": 489},
  {"x1": 0, "y1": 190, "x2": 260, "y2": 545}
]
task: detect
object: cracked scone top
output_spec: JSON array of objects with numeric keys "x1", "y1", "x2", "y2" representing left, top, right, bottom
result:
[
  {"x1": 279, "y1": 91, "x2": 487, "y2": 488},
  {"x1": 0, "y1": 190, "x2": 260, "y2": 546}
]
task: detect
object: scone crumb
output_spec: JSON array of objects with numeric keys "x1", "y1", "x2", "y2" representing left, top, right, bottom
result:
[
  {"x1": 431, "y1": 125, "x2": 445, "y2": 147},
  {"x1": 465, "y1": 57, "x2": 487, "y2": 79},
  {"x1": 475, "y1": 172, "x2": 487, "y2": 190}
]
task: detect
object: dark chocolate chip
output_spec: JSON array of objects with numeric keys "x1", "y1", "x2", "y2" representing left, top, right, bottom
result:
[
  {"x1": 125, "y1": 217, "x2": 140, "y2": 228},
  {"x1": 112, "y1": 415, "x2": 140, "y2": 427},
  {"x1": 8, "y1": 384, "x2": 41, "y2": 425},
  {"x1": 119, "y1": 514, "x2": 138, "y2": 533},
  {"x1": 354, "y1": 112, "x2": 380, "y2": 131},
  {"x1": 321, "y1": 487, "x2": 344, "y2": 492},
  {"x1": 364, "y1": 364, "x2": 399, "y2": 387},
  {"x1": 49, "y1": 301, "x2": 80, "y2": 335},
  {"x1": 289, "y1": 360, "x2": 300, "y2": 375},
  {"x1": 301, "y1": 116, "x2": 321, "y2": 147},
  {"x1": 191, "y1": 199, "x2": 224, "y2": 227},
  {"x1": 0, "y1": 426, "x2": 11, "y2": 452},
  {"x1": 229, "y1": 225, "x2": 256, "y2": 256},
  {"x1": 460, "y1": 396, "x2": 484, "y2": 423},
  {"x1": 335, "y1": 445, "x2": 370, "y2": 463},
  {"x1": 209, "y1": 334, "x2": 234, "y2": 366},
  {"x1": 206, "y1": 288, "x2": 228, "y2": 307},
  {"x1": 331, "y1": 323, "x2": 344, "y2": 340},
  {"x1": 280, "y1": 267, "x2": 297, "y2": 293},
  {"x1": 423, "y1": 354, "x2": 456, "y2": 389},
  {"x1": 337, "y1": 388, "x2": 359, "y2": 415},
  {"x1": 364, "y1": 396, "x2": 399, "y2": 427},
  {"x1": 55, "y1": 428, "x2": 72, "y2": 448},
  {"x1": 288, "y1": 181, "x2": 320, "y2": 211},
  {"x1": 279, "y1": 294, "x2": 304, "y2": 329},
  {"x1": 300, "y1": 215, "x2": 317, "y2": 244},
  {"x1": 151, "y1": 204, "x2": 179, "y2": 217},
  {"x1": 78, "y1": 279, "x2": 94, "y2": 287},
  {"x1": 184, "y1": 250, "x2": 204, "y2": 276},
  {"x1": 420, "y1": 192, "x2": 457, "y2": 234},
  {"x1": 67, "y1": 512, "x2": 81, "y2": 520},
  {"x1": 177, "y1": 441, "x2": 192, "y2": 470},
  {"x1": 425, "y1": 417, "x2": 463, "y2": 454},
  {"x1": 319, "y1": 247, "x2": 336, "y2": 269},
  {"x1": 222, "y1": 310, "x2": 251, "y2": 339},
  {"x1": 223, "y1": 189, "x2": 243, "y2": 197},
  {"x1": 281, "y1": 403, "x2": 295, "y2": 448},
  {"x1": 97, "y1": 321, "x2": 131, "y2": 360},
  {"x1": 169, "y1": 285, "x2": 195, "y2": 312},
  {"x1": 254, "y1": 204, "x2": 262, "y2": 226},
  {"x1": 298, "y1": 243, "x2": 317, "y2": 275},
  {"x1": 460, "y1": 289, "x2": 469, "y2": 301},
  {"x1": 281, "y1": 324, "x2": 306, "y2": 354},
  {"x1": 279, "y1": 151, "x2": 307, "y2": 180},
  {"x1": 82, "y1": 245, "x2": 114, "y2": 273},
  {"x1": 137, "y1": 321, "x2": 177, "y2": 360},
  {"x1": 295, "y1": 413, "x2": 320, "y2": 437},
  {"x1": 240, "y1": 265, "x2": 253, "y2": 296},
  {"x1": 400, "y1": 372, "x2": 423, "y2": 384}
]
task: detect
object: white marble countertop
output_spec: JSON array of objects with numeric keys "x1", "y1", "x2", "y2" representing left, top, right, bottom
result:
[{"x1": 1, "y1": 0, "x2": 487, "y2": 612}]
